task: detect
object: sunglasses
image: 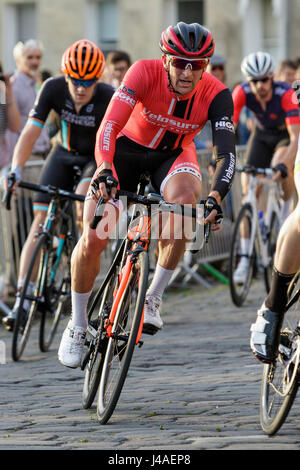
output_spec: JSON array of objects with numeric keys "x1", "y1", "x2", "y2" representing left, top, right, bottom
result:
[
  {"x1": 70, "y1": 77, "x2": 97, "y2": 88},
  {"x1": 211, "y1": 65, "x2": 224, "y2": 71},
  {"x1": 168, "y1": 57, "x2": 208, "y2": 71},
  {"x1": 250, "y1": 77, "x2": 270, "y2": 84}
]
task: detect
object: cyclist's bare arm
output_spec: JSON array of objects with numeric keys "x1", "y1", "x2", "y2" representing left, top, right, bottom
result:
[
  {"x1": 11, "y1": 124, "x2": 42, "y2": 170},
  {"x1": 280, "y1": 123, "x2": 300, "y2": 167}
]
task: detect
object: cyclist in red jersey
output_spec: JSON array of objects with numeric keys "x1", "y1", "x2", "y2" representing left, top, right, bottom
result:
[
  {"x1": 58, "y1": 22, "x2": 237, "y2": 369},
  {"x1": 232, "y1": 51, "x2": 300, "y2": 284}
]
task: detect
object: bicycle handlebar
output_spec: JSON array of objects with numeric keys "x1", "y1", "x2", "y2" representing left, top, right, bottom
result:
[
  {"x1": 89, "y1": 189, "x2": 212, "y2": 242},
  {"x1": 236, "y1": 164, "x2": 287, "y2": 179},
  {"x1": 2, "y1": 178, "x2": 85, "y2": 211}
]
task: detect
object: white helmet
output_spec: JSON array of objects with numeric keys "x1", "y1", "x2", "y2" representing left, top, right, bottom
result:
[{"x1": 241, "y1": 51, "x2": 274, "y2": 80}]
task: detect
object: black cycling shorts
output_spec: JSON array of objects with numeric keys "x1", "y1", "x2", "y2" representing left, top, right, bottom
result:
[
  {"x1": 246, "y1": 126, "x2": 290, "y2": 169},
  {"x1": 113, "y1": 136, "x2": 187, "y2": 194},
  {"x1": 33, "y1": 144, "x2": 96, "y2": 208}
]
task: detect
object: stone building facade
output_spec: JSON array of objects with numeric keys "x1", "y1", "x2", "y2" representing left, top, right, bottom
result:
[{"x1": 0, "y1": 0, "x2": 299, "y2": 88}]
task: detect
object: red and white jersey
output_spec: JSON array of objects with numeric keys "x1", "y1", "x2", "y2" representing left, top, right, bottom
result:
[{"x1": 95, "y1": 59, "x2": 228, "y2": 165}]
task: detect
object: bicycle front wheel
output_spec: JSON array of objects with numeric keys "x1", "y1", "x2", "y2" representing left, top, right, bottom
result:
[
  {"x1": 12, "y1": 233, "x2": 49, "y2": 361},
  {"x1": 82, "y1": 251, "x2": 121, "y2": 409},
  {"x1": 97, "y1": 250, "x2": 149, "y2": 424},
  {"x1": 228, "y1": 204, "x2": 256, "y2": 306},
  {"x1": 260, "y1": 273, "x2": 300, "y2": 435}
]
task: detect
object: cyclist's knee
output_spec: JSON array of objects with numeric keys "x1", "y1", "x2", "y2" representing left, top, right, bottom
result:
[
  {"x1": 164, "y1": 181, "x2": 201, "y2": 205},
  {"x1": 30, "y1": 210, "x2": 47, "y2": 231},
  {"x1": 79, "y1": 228, "x2": 108, "y2": 259}
]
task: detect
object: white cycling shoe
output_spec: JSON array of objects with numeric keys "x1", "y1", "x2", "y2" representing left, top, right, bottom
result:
[
  {"x1": 233, "y1": 258, "x2": 249, "y2": 284},
  {"x1": 143, "y1": 295, "x2": 163, "y2": 335},
  {"x1": 58, "y1": 321, "x2": 86, "y2": 368},
  {"x1": 250, "y1": 303, "x2": 283, "y2": 363}
]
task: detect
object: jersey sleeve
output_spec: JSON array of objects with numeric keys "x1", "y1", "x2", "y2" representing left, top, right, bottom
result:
[
  {"x1": 208, "y1": 88, "x2": 236, "y2": 200},
  {"x1": 281, "y1": 88, "x2": 300, "y2": 127},
  {"x1": 232, "y1": 84, "x2": 246, "y2": 125},
  {"x1": 95, "y1": 61, "x2": 147, "y2": 166},
  {"x1": 27, "y1": 78, "x2": 54, "y2": 128}
]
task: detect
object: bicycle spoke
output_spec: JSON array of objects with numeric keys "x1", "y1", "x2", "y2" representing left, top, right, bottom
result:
[
  {"x1": 97, "y1": 251, "x2": 149, "y2": 424},
  {"x1": 229, "y1": 204, "x2": 255, "y2": 306}
]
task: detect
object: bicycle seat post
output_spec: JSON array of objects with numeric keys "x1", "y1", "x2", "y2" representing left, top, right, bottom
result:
[{"x1": 136, "y1": 173, "x2": 150, "y2": 196}]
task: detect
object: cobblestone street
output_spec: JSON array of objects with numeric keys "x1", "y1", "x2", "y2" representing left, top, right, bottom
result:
[{"x1": 1, "y1": 278, "x2": 300, "y2": 451}]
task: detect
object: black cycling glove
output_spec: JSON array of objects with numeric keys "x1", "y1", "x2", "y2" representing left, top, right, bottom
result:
[
  {"x1": 272, "y1": 163, "x2": 288, "y2": 179},
  {"x1": 204, "y1": 197, "x2": 223, "y2": 225},
  {"x1": 91, "y1": 169, "x2": 118, "y2": 197}
]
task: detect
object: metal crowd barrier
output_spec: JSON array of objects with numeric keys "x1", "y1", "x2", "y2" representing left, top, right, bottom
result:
[
  {"x1": 169, "y1": 146, "x2": 246, "y2": 287},
  {"x1": 0, "y1": 147, "x2": 247, "y2": 314}
]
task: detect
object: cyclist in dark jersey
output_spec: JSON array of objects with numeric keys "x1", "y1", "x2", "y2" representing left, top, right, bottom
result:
[
  {"x1": 2, "y1": 40, "x2": 114, "y2": 331},
  {"x1": 232, "y1": 51, "x2": 300, "y2": 284},
  {"x1": 58, "y1": 22, "x2": 237, "y2": 369}
]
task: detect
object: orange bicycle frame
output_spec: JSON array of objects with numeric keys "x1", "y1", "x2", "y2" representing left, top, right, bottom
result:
[{"x1": 105, "y1": 212, "x2": 152, "y2": 344}]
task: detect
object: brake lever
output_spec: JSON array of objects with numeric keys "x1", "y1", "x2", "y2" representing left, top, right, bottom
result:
[
  {"x1": 204, "y1": 209, "x2": 211, "y2": 243},
  {"x1": 89, "y1": 196, "x2": 105, "y2": 230},
  {"x1": 2, "y1": 174, "x2": 16, "y2": 211}
]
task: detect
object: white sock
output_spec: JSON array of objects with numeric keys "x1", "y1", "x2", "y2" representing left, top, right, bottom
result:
[
  {"x1": 240, "y1": 238, "x2": 250, "y2": 255},
  {"x1": 146, "y1": 264, "x2": 174, "y2": 299},
  {"x1": 71, "y1": 289, "x2": 92, "y2": 329}
]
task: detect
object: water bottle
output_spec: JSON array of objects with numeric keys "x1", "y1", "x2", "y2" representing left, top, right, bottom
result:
[{"x1": 258, "y1": 210, "x2": 267, "y2": 240}]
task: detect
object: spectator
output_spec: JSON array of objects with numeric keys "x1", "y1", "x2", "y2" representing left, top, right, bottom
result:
[
  {"x1": 295, "y1": 57, "x2": 300, "y2": 77},
  {"x1": 0, "y1": 62, "x2": 21, "y2": 169},
  {"x1": 37, "y1": 69, "x2": 52, "y2": 89},
  {"x1": 275, "y1": 59, "x2": 297, "y2": 86},
  {"x1": 207, "y1": 53, "x2": 227, "y2": 84},
  {"x1": 102, "y1": 50, "x2": 132, "y2": 88},
  {"x1": 195, "y1": 53, "x2": 227, "y2": 149},
  {"x1": 5, "y1": 39, "x2": 50, "y2": 174}
]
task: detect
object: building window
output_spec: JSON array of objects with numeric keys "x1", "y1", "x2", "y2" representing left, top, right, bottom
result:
[
  {"x1": 98, "y1": 0, "x2": 119, "y2": 53},
  {"x1": 17, "y1": 3, "x2": 36, "y2": 43},
  {"x1": 2, "y1": 2, "x2": 37, "y2": 71},
  {"x1": 263, "y1": 0, "x2": 279, "y2": 58},
  {"x1": 177, "y1": 0, "x2": 204, "y2": 25}
]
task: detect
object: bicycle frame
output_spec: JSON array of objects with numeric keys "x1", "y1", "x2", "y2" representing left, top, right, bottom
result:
[
  {"x1": 36, "y1": 196, "x2": 71, "y2": 297},
  {"x1": 105, "y1": 203, "x2": 152, "y2": 345},
  {"x1": 243, "y1": 171, "x2": 281, "y2": 269}
]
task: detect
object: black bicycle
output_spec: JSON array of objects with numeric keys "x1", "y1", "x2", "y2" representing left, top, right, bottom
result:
[
  {"x1": 260, "y1": 270, "x2": 300, "y2": 435},
  {"x1": 3, "y1": 175, "x2": 84, "y2": 361},
  {"x1": 81, "y1": 174, "x2": 212, "y2": 424}
]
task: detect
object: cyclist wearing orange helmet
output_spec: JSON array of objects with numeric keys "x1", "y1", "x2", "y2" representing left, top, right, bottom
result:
[
  {"x1": 2, "y1": 39, "x2": 114, "y2": 332},
  {"x1": 58, "y1": 23, "x2": 236, "y2": 369}
]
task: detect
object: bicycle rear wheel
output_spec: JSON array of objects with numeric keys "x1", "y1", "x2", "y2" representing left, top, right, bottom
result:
[
  {"x1": 97, "y1": 249, "x2": 149, "y2": 424},
  {"x1": 12, "y1": 233, "x2": 49, "y2": 361},
  {"x1": 228, "y1": 204, "x2": 256, "y2": 306},
  {"x1": 260, "y1": 273, "x2": 300, "y2": 435},
  {"x1": 82, "y1": 252, "x2": 121, "y2": 409}
]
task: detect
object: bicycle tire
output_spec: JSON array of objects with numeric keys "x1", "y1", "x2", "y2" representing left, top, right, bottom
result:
[
  {"x1": 263, "y1": 210, "x2": 280, "y2": 293},
  {"x1": 82, "y1": 259, "x2": 121, "y2": 409},
  {"x1": 12, "y1": 233, "x2": 49, "y2": 361},
  {"x1": 97, "y1": 249, "x2": 149, "y2": 424},
  {"x1": 39, "y1": 231, "x2": 76, "y2": 352},
  {"x1": 260, "y1": 273, "x2": 300, "y2": 435},
  {"x1": 228, "y1": 204, "x2": 256, "y2": 306}
]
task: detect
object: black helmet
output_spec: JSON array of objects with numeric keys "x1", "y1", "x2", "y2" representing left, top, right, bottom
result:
[{"x1": 160, "y1": 22, "x2": 215, "y2": 59}]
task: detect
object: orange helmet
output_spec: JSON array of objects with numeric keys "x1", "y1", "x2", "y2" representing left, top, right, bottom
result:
[{"x1": 61, "y1": 39, "x2": 105, "y2": 80}]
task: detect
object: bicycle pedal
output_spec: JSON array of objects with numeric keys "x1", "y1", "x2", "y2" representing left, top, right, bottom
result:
[{"x1": 137, "y1": 340, "x2": 144, "y2": 348}]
